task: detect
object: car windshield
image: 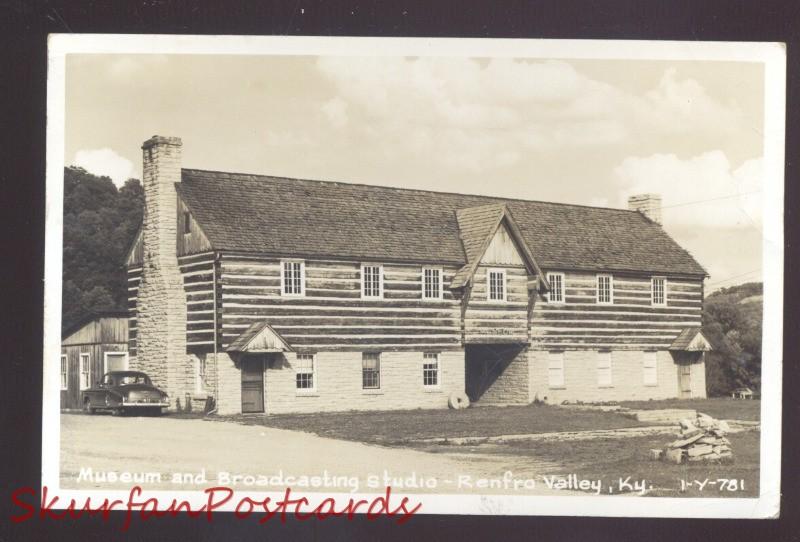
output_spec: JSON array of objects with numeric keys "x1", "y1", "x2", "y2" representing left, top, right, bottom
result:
[{"x1": 116, "y1": 374, "x2": 151, "y2": 385}]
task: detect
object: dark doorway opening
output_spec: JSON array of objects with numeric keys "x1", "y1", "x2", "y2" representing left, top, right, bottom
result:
[{"x1": 465, "y1": 344, "x2": 526, "y2": 403}]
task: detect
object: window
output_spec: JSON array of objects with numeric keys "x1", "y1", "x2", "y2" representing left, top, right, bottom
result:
[
  {"x1": 195, "y1": 356, "x2": 206, "y2": 394},
  {"x1": 487, "y1": 269, "x2": 506, "y2": 301},
  {"x1": 651, "y1": 276, "x2": 667, "y2": 306},
  {"x1": 596, "y1": 351, "x2": 612, "y2": 387},
  {"x1": 183, "y1": 211, "x2": 191, "y2": 234},
  {"x1": 281, "y1": 260, "x2": 305, "y2": 296},
  {"x1": 104, "y1": 352, "x2": 128, "y2": 373},
  {"x1": 79, "y1": 353, "x2": 91, "y2": 390},
  {"x1": 546, "y1": 272, "x2": 565, "y2": 303},
  {"x1": 60, "y1": 355, "x2": 68, "y2": 390},
  {"x1": 548, "y1": 351, "x2": 565, "y2": 388},
  {"x1": 643, "y1": 351, "x2": 658, "y2": 386},
  {"x1": 423, "y1": 353, "x2": 440, "y2": 387},
  {"x1": 362, "y1": 353, "x2": 381, "y2": 389},
  {"x1": 361, "y1": 265, "x2": 383, "y2": 298},
  {"x1": 596, "y1": 274, "x2": 613, "y2": 304},
  {"x1": 295, "y1": 354, "x2": 316, "y2": 391},
  {"x1": 422, "y1": 267, "x2": 443, "y2": 300}
]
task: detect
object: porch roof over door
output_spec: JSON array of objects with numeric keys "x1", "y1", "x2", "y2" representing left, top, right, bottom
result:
[
  {"x1": 668, "y1": 327, "x2": 713, "y2": 352},
  {"x1": 226, "y1": 322, "x2": 294, "y2": 353}
]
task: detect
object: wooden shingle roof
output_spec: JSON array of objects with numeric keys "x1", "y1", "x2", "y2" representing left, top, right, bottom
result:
[
  {"x1": 669, "y1": 328, "x2": 713, "y2": 351},
  {"x1": 226, "y1": 321, "x2": 293, "y2": 353},
  {"x1": 176, "y1": 169, "x2": 707, "y2": 276}
]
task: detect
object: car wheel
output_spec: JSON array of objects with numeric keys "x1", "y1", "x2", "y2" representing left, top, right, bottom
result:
[
  {"x1": 83, "y1": 398, "x2": 94, "y2": 415},
  {"x1": 111, "y1": 407, "x2": 123, "y2": 416}
]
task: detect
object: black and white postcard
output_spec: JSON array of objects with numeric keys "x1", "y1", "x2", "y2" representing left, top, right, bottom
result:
[{"x1": 42, "y1": 35, "x2": 784, "y2": 520}]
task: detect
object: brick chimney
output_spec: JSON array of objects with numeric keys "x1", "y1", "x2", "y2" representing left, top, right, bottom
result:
[
  {"x1": 628, "y1": 193, "x2": 662, "y2": 224},
  {"x1": 135, "y1": 136, "x2": 190, "y2": 405}
]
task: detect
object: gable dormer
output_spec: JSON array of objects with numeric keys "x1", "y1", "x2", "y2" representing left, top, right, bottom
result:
[
  {"x1": 450, "y1": 203, "x2": 548, "y2": 294},
  {"x1": 452, "y1": 203, "x2": 549, "y2": 345}
]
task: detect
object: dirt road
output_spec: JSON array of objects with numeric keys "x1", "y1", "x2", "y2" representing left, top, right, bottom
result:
[{"x1": 60, "y1": 413, "x2": 568, "y2": 496}]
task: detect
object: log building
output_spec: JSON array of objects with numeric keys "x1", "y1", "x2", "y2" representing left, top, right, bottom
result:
[{"x1": 125, "y1": 135, "x2": 711, "y2": 415}]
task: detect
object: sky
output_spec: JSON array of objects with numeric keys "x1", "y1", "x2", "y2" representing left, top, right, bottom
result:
[{"x1": 64, "y1": 54, "x2": 766, "y2": 291}]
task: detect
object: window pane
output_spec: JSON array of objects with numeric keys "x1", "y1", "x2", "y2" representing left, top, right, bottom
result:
[
  {"x1": 423, "y1": 268, "x2": 441, "y2": 299},
  {"x1": 362, "y1": 353, "x2": 380, "y2": 388},
  {"x1": 61, "y1": 356, "x2": 67, "y2": 389},
  {"x1": 363, "y1": 266, "x2": 381, "y2": 297},
  {"x1": 489, "y1": 271, "x2": 505, "y2": 300},
  {"x1": 283, "y1": 261, "x2": 304, "y2": 295},
  {"x1": 597, "y1": 276, "x2": 612, "y2": 303},
  {"x1": 652, "y1": 278, "x2": 665, "y2": 305},
  {"x1": 548, "y1": 273, "x2": 563, "y2": 303},
  {"x1": 423, "y1": 353, "x2": 439, "y2": 386},
  {"x1": 295, "y1": 354, "x2": 315, "y2": 389}
]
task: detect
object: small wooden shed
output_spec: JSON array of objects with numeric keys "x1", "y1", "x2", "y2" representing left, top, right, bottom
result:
[{"x1": 60, "y1": 311, "x2": 129, "y2": 410}]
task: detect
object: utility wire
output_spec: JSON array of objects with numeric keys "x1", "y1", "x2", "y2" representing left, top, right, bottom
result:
[
  {"x1": 706, "y1": 269, "x2": 762, "y2": 288},
  {"x1": 660, "y1": 191, "x2": 761, "y2": 210}
]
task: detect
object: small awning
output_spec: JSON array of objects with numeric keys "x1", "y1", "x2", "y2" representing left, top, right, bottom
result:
[
  {"x1": 669, "y1": 327, "x2": 713, "y2": 352},
  {"x1": 226, "y1": 322, "x2": 293, "y2": 353}
]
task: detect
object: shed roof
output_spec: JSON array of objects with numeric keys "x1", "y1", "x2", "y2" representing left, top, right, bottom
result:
[{"x1": 175, "y1": 169, "x2": 707, "y2": 276}]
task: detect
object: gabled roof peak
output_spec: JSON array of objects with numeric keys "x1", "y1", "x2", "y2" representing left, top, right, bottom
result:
[{"x1": 450, "y1": 203, "x2": 548, "y2": 291}]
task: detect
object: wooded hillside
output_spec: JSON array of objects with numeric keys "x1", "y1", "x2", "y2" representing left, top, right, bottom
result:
[
  {"x1": 702, "y1": 282, "x2": 763, "y2": 395},
  {"x1": 62, "y1": 166, "x2": 143, "y2": 331}
]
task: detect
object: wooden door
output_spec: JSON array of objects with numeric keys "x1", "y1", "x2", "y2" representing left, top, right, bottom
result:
[
  {"x1": 679, "y1": 364, "x2": 692, "y2": 398},
  {"x1": 241, "y1": 357, "x2": 265, "y2": 413}
]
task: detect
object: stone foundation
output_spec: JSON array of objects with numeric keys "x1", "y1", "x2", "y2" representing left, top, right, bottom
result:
[
  {"x1": 212, "y1": 350, "x2": 466, "y2": 415},
  {"x1": 529, "y1": 349, "x2": 707, "y2": 404}
]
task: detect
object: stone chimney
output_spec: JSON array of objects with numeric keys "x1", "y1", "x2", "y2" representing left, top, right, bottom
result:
[
  {"x1": 628, "y1": 193, "x2": 662, "y2": 224},
  {"x1": 135, "y1": 136, "x2": 190, "y2": 405}
]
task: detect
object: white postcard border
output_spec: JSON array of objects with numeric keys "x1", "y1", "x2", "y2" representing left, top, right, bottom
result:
[{"x1": 43, "y1": 34, "x2": 785, "y2": 519}]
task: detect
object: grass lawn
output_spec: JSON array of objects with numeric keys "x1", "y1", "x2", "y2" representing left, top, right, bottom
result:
[
  {"x1": 496, "y1": 430, "x2": 761, "y2": 497},
  {"x1": 618, "y1": 398, "x2": 760, "y2": 422},
  {"x1": 228, "y1": 403, "x2": 650, "y2": 444}
]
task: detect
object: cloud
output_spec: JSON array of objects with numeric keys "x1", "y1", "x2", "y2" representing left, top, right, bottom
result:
[
  {"x1": 315, "y1": 57, "x2": 745, "y2": 173},
  {"x1": 635, "y1": 68, "x2": 744, "y2": 135},
  {"x1": 72, "y1": 148, "x2": 135, "y2": 188},
  {"x1": 613, "y1": 151, "x2": 762, "y2": 229}
]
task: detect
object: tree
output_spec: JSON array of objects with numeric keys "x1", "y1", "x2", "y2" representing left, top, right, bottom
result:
[
  {"x1": 62, "y1": 167, "x2": 143, "y2": 332},
  {"x1": 702, "y1": 282, "x2": 763, "y2": 395}
]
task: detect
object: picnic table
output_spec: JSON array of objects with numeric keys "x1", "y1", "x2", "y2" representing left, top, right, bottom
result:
[{"x1": 731, "y1": 387, "x2": 755, "y2": 399}]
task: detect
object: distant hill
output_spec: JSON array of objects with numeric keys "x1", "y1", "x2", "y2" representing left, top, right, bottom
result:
[
  {"x1": 702, "y1": 281, "x2": 762, "y2": 396},
  {"x1": 62, "y1": 166, "x2": 143, "y2": 333}
]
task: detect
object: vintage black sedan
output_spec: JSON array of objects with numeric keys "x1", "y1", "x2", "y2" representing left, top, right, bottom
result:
[{"x1": 81, "y1": 371, "x2": 169, "y2": 416}]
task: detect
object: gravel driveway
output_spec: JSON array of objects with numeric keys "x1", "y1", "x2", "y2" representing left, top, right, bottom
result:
[{"x1": 60, "y1": 413, "x2": 568, "y2": 496}]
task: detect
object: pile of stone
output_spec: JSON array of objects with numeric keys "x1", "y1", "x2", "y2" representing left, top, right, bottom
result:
[{"x1": 651, "y1": 413, "x2": 733, "y2": 464}]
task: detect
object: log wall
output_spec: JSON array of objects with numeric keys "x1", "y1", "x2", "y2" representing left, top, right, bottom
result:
[
  {"x1": 531, "y1": 271, "x2": 704, "y2": 350},
  {"x1": 216, "y1": 253, "x2": 463, "y2": 352},
  {"x1": 178, "y1": 252, "x2": 217, "y2": 348},
  {"x1": 127, "y1": 266, "x2": 141, "y2": 357},
  {"x1": 464, "y1": 264, "x2": 530, "y2": 344}
]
